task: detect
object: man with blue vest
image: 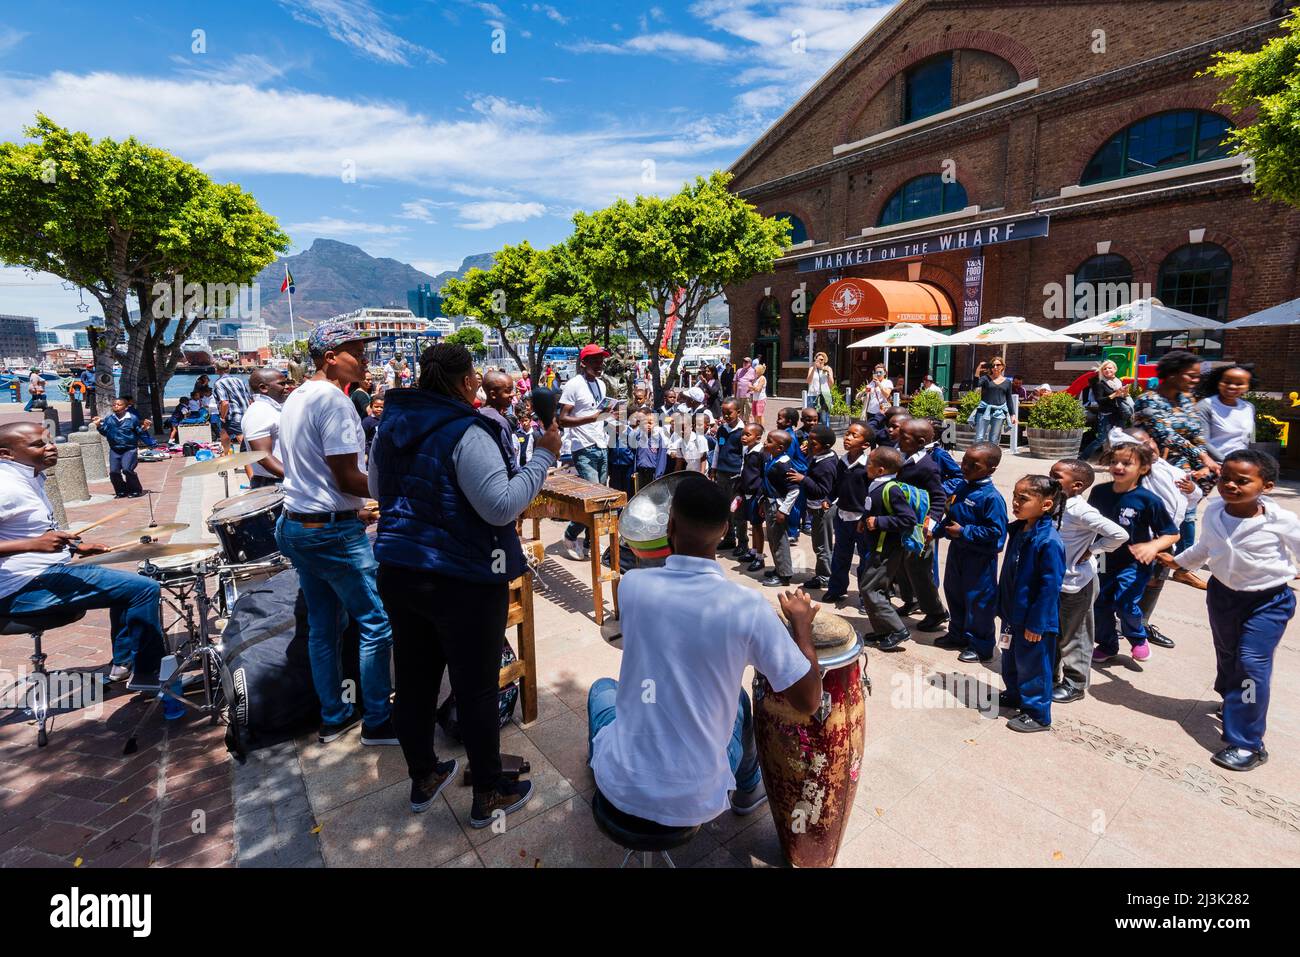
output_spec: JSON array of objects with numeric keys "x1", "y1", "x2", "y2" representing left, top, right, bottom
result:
[{"x1": 371, "y1": 343, "x2": 561, "y2": 824}]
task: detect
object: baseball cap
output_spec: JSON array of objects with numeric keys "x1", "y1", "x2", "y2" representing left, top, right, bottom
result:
[
  {"x1": 308, "y1": 319, "x2": 377, "y2": 355},
  {"x1": 579, "y1": 344, "x2": 611, "y2": 362},
  {"x1": 684, "y1": 386, "x2": 705, "y2": 403}
]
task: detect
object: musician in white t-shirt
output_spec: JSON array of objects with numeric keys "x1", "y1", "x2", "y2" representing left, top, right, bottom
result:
[{"x1": 558, "y1": 344, "x2": 612, "y2": 560}]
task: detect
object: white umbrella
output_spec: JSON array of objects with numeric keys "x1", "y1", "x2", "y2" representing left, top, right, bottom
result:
[
  {"x1": 946, "y1": 315, "x2": 1082, "y2": 360},
  {"x1": 1223, "y1": 296, "x2": 1300, "y2": 329},
  {"x1": 1055, "y1": 297, "x2": 1225, "y2": 362},
  {"x1": 848, "y1": 323, "x2": 951, "y2": 389}
]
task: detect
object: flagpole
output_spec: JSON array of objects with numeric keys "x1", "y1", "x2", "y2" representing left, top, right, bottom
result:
[{"x1": 287, "y1": 284, "x2": 296, "y2": 348}]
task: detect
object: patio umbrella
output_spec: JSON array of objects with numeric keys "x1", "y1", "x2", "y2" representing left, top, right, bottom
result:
[
  {"x1": 848, "y1": 323, "x2": 952, "y2": 389},
  {"x1": 945, "y1": 315, "x2": 1083, "y2": 360},
  {"x1": 1055, "y1": 297, "x2": 1226, "y2": 361},
  {"x1": 1223, "y1": 296, "x2": 1300, "y2": 329}
]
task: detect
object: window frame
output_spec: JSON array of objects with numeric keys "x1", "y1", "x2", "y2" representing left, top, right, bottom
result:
[
  {"x1": 1151, "y1": 243, "x2": 1232, "y2": 359},
  {"x1": 877, "y1": 174, "x2": 969, "y2": 228},
  {"x1": 903, "y1": 54, "x2": 954, "y2": 125},
  {"x1": 1064, "y1": 253, "x2": 1136, "y2": 361},
  {"x1": 1080, "y1": 110, "x2": 1234, "y2": 186}
]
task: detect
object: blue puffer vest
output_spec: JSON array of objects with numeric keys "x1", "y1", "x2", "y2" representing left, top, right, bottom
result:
[{"x1": 371, "y1": 389, "x2": 525, "y2": 584}]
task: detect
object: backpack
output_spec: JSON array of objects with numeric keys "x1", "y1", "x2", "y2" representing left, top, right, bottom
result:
[
  {"x1": 435, "y1": 639, "x2": 520, "y2": 740},
  {"x1": 874, "y1": 480, "x2": 929, "y2": 555}
]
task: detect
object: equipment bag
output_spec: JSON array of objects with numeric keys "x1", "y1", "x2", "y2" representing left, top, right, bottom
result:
[
  {"x1": 435, "y1": 640, "x2": 520, "y2": 742},
  {"x1": 874, "y1": 480, "x2": 930, "y2": 556}
]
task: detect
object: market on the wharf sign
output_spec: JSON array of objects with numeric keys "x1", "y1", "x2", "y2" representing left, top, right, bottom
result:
[{"x1": 797, "y1": 215, "x2": 1051, "y2": 273}]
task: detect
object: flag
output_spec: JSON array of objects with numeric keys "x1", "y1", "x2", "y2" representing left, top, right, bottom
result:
[{"x1": 280, "y1": 267, "x2": 295, "y2": 294}]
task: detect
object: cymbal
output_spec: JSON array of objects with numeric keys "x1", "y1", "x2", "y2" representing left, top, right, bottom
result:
[
  {"x1": 109, "y1": 522, "x2": 188, "y2": 543},
  {"x1": 71, "y1": 541, "x2": 210, "y2": 567},
  {"x1": 176, "y1": 450, "x2": 267, "y2": 478}
]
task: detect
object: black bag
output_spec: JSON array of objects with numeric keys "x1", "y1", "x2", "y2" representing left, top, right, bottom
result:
[
  {"x1": 435, "y1": 640, "x2": 519, "y2": 742},
  {"x1": 182, "y1": 441, "x2": 200, "y2": 457}
]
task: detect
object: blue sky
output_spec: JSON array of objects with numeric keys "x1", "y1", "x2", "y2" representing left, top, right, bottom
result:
[{"x1": 0, "y1": 0, "x2": 896, "y2": 326}]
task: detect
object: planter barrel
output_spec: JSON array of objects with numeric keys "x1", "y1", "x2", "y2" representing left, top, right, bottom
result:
[
  {"x1": 953, "y1": 424, "x2": 977, "y2": 452},
  {"x1": 1025, "y1": 428, "x2": 1084, "y2": 460},
  {"x1": 827, "y1": 414, "x2": 850, "y2": 437}
]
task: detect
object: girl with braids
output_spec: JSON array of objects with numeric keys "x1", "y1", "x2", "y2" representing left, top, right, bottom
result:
[
  {"x1": 370, "y1": 342, "x2": 561, "y2": 824},
  {"x1": 996, "y1": 475, "x2": 1067, "y2": 733}
]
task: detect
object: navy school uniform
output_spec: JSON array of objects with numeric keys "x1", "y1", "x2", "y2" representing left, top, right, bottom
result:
[
  {"x1": 998, "y1": 518, "x2": 1067, "y2": 726},
  {"x1": 825, "y1": 452, "x2": 868, "y2": 598},
  {"x1": 798, "y1": 450, "x2": 841, "y2": 580},
  {"x1": 939, "y1": 478, "x2": 1008, "y2": 658},
  {"x1": 1087, "y1": 482, "x2": 1178, "y2": 653},
  {"x1": 781, "y1": 435, "x2": 807, "y2": 542},
  {"x1": 739, "y1": 446, "x2": 766, "y2": 525},
  {"x1": 858, "y1": 476, "x2": 919, "y2": 638},
  {"x1": 896, "y1": 450, "x2": 947, "y2": 613}
]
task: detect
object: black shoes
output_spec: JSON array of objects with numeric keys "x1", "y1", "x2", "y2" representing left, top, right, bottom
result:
[
  {"x1": 761, "y1": 575, "x2": 792, "y2": 588},
  {"x1": 916, "y1": 613, "x2": 950, "y2": 632},
  {"x1": 897, "y1": 601, "x2": 920, "y2": 617},
  {"x1": 1146, "y1": 625, "x2": 1176, "y2": 649},
  {"x1": 934, "y1": 632, "x2": 966, "y2": 649},
  {"x1": 877, "y1": 629, "x2": 910, "y2": 652},
  {"x1": 319, "y1": 710, "x2": 362, "y2": 744},
  {"x1": 1052, "y1": 684, "x2": 1085, "y2": 704},
  {"x1": 821, "y1": 592, "x2": 848, "y2": 603},
  {"x1": 957, "y1": 649, "x2": 990, "y2": 663},
  {"x1": 1008, "y1": 714, "x2": 1050, "y2": 733},
  {"x1": 803, "y1": 576, "x2": 829, "y2": 590},
  {"x1": 997, "y1": 692, "x2": 1020, "y2": 711},
  {"x1": 719, "y1": 538, "x2": 738, "y2": 551},
  {"x1": 470, "y1": 778, "x2": 535, "y2": 828},
  {"x1": 1211, "y1": 746, "x2": 1267, "y2": 771},
  {"x1": 410, "y1": 759, "x2": 459, "y2": 813},
  {"x1": 361, "y1": 716, "x2": 400, "y2": 746},
  {"x1": 746, "y1": 558, "x2": 764, "y2": 573}
]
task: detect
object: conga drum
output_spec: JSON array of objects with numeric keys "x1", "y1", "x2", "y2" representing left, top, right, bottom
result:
[{"x1": 753, "y1": 610, "x2": 865, "y2": 868}]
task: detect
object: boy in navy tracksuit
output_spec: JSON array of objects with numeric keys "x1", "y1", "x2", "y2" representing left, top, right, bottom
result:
[
  {"x1": 760, "y1": 430, "x2": 801, "y2": 587},
  {"x1": 937, "y1": 442, "x2": 1008, "y2": 662},
  {"x1": 787, "y1": 424, "x2": 839, "y2": 589},
  {"x1": 896, "y1": 419, "x2": 949, "y2": 631},
  {"x1": 94, "y1": 397, "x2": 154, "y2": 498},
  {"x1": 738, "y1": 424, "x2": 767, "y2": 570},
  {"x1": 823, "y1": 422, "x2": 871, "y2": 603},
  {"x1": 997, "y1": 475, "x2": 1068, "y2": 732},
  {"x1": 713, "y1": 399, "x2": 746, "y2": 553},
  {"x1": 859, "y1": 446, "x2": 919, "y2": 651}
]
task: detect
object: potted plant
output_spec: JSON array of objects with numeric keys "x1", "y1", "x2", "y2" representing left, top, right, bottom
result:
[
  {"x1": 907, "y1": 389, "x2": 946, "y2": 431},
  {"x1": 1246, "y1": 392, "x2": 1286, "y2": 460},
  {"x1": 826, "y1": 382, "x2": 852, "y2": 435},
  {"x1": 952, "y1": 390, "x2": 981, "y2": 450},
  {"x1": 1024, "y1": 390, "x2": 1087, "y2": 459}
]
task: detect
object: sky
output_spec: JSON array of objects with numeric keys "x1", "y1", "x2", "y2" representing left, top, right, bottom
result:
[{"x1": 0, "y1": 0, "x2": 897, "y2": 327}]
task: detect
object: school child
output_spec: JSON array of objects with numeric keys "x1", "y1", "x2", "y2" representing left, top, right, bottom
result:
[
  {"x1": 873, "y1": 408, "x2": 910, "y2": 448},
  {"x1": 514, "y1": 395, "x2": 541, "y2": 469},
  {"x1": 1048, "y1": 459, "x2": 1129, "y2": 703},
  {"x1": 1088, "y1": 442, "x2": 1182, "y2": 663},
  {"x1": 679, "y1": 414, "x2": 711, "y2": 475},
  {"x1": 738, "y1": 423, "x2": 767, "y2": 570},
  {"x1": 857, "y1": 446, "x2": 919, "y2": 651},
  {"x1": 760, "y1": 430, "x2": 801, "y2": 587},
  {"x1": 93, "y1": 397, "x2": 154, "y2": 498},
  {"x1": 936, "y1": 442, "x2": 1008, "y2": 662},
  {"x1": 795, "y1": 407, "x2": 820, "y2": 533},
  {"x1": 896, "y1": 419, "x2": 948, "y2": 630},
  {"x1": 1160, "y1": 450, "x2": 1300, "y2": 771},
  {"x1": 996, "y1": 475, "x2": 1068, "y2": 732},
  {"x1": 786, "y1": 424, "x2": 839, "y2": 589},
  {"x1": 774, "y1": 407, "x2": 807, "y2": 541},
  {"x1": 631, "y1": 412, "x2": 668, "y2": 491},
  {"x1": 822, "y1": 422, "x2": 871, "y2": 604},
  {"x1": 713, "y1": 399, "x2": 747, "y2": 552}
]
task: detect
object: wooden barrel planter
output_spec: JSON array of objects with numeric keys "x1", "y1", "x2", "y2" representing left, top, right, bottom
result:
[
  {"x1": 1026, "y1": 428, "x2": 1085, "y2": 460},
  {"x1": 952, "y1": 423, "x2": 977, "y2": 451},
  {"x1": 827, "y1": 413, "x2": 851, "y2": 436}
]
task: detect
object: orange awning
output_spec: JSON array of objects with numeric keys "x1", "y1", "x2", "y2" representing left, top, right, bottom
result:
[{"x1": 808, "y1": 278, "x2": 953, "y2": 330}]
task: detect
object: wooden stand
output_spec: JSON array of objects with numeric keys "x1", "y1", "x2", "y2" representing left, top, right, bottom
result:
[
  {"x1": 524, "y1": 474, "x2": 627, "y2": 625},
  {"x1": 503, "y1": 545, "x2": 539, "y2": 724}
]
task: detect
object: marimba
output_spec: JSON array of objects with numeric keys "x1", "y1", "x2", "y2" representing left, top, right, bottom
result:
[
  {"x1": 524, "y1": 474, "x2": 627, "y2": 625},
  {"x1": 503, "y1": 539, "x2": 542, "y2": 724}
]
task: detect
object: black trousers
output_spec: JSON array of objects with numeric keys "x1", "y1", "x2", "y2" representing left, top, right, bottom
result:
[
  {"x1": 714, "y1": 471, "x2": 743, "y2": 545},
  {"x1": 108, "y1": 448, "x2": 142, "y2": 496},
  {"x1": 250, "y1": 474, "x2": 281, "y2": 489},
  {"x1": 377, "y1": 564, "x2": 508, "y2": 795}
]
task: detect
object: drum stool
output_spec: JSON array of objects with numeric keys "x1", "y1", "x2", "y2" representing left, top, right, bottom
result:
[
  {"x1": 0, "y1": 608, "x2": 89, "y2": 747},
  {"x1": 592, "y1": 788, "x2": 700, "y2": 868}
]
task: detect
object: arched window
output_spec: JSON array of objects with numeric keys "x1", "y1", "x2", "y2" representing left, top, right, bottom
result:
[
  {"x1": 774, "y1": 212, "x2": 808, "y2": 246},
  {"x1": 904, "y1": 54, "x2": 953, "y2": 123},
  {"x1": 877, "y1": 174, "x2": 969, "y2": 227},
  {"x1": 1081, "y1": 111, "x2": 1233, "y2": 185},
  {"x1": 1065, "y1": 254, "x2": 1134, "y2": 360},
  {"x1": 757, "y1": 295, "x2": 781, "y2": 340},
  {"x1": 1154, "y1": 243, "x2": 1232, "y2": 357}
]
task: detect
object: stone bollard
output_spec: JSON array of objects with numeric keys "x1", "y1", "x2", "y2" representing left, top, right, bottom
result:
[
  {"x1": 69, "y1": 430, "x2": 109, "y2": 483},
  {"x1": 45, "y1": 467, "x2": 67, "y2": 528},
  {"x1": 53, "y1": 439, "x2": 91, "y2": 503}
]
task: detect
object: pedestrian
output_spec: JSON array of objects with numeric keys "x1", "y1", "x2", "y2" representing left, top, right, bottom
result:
[
  {"x1": 1160, "y1": 450, "x2": 1299, "y2": 771},
  {"x1": 750, "y1": 364, "x2": 768, "y2": 424},
  {"x1": 862, "y1": 365, "x2": 893, "y2": 431},
  {"x1": 559, "y1": 344, "x2": 612, "y2": 561},
  {"x1": 896, "y1": 419, "x2": 949, "y2": 632},
  {"x1": 786, "y1": 423, "x2": 838, "y2": 589},
  {"x1": 1132, "y1": 350, "x2": 1220, "y2": 494},
  {"x1": 996, "y1": 475, "x2": 1067, "y2": 733},
  {"x1": 92, "y1": 398, "x2": 152, "y2": 498},
  {"x1": 760, "y1": 430, "x2": 800, "y2": 587},
  {"x1": 857, "y1": 446, "x2": 918, "y2": 652},
  {"x1": 738, "y1": 424, "x2": 767, "y2": 570},
  {"x1": 822, "y1": 421, "x2": 871, "y2": 604},
  {"x1": 23, "y1": 379, "x2": 47, "y2": 412},
  {"x1": 1080, "y1": 359, "x2": 1130, "y2": 460},
  {"x1": 630, "y1": 411, "x2": 668, "y2": 491},
  {"x1": 735, "y1": 357, "x2": 754, "y2": 421},
  {"x1": 936, "y1": 442, "x2": 1008, "y2": 662},
  {"x1": 1048, "y1": 458, "x2": 1128, "y2": 703},
  {"x1": 274, "y1": 319, "x2": 396, "y2": 747},
  {"x1": 243, "y1": 368, "x2": 288, "y2": 488},
  {"x1": 970, "y1": 357, "x2": 1015, "y2": 444},
  {"x1": 806, "y1": 352, "x2": 834, "y2": 415},
  {"x1": 213, "y1": 359, "x2": 253, "y2": 455},
  {"x1": 721, "y1": 362, "x2": 735, "y2": 399},
  {"x1": 1195, "y1": 363, "x2": 1257, "y2": 460}
]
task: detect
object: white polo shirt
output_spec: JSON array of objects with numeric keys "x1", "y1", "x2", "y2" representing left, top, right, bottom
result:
[
  {"x1": 279, "y1": 379, "x2": 366, "y2": 513},
  {"x1": 559, "y1": 374, "x2": 608, "y2": 452},
  {"x1": 240, "y1": 394, "x2": 283, "y2": 479},
  {"x1": 591, "y1": 555, "x2": 811, "y2": 827},
  {"x1": 0, "y1": 461, "x2": 69, "y2": 600}
]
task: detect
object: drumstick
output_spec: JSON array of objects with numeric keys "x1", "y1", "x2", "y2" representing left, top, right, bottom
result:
[{"x1": 67, "y1": 506, "x2": 134, "y2": 539}]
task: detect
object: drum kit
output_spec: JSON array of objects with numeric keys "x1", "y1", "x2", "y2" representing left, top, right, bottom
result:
[{"x1": 66, "y1": 451, "x2": 293, "y2": 753}]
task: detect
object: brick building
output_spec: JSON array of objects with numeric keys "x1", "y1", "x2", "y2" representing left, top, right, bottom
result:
[{"x1": 724, "y1": 0, "x2": 1300, "y2": 401}]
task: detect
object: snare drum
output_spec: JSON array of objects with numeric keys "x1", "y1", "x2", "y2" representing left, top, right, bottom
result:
[
  {"x1": 140, "y1": 548, "x2": 219, "y2": 586},
  {"x1": 206, "y1": 488, "x2": 284, "y2": 563}
]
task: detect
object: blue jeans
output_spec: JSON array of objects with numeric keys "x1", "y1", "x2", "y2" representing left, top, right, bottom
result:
[
  {"x1": 1095, "y1": 564, "x2": 1151, "y2": 653},
  {"x1": 108, "y1": 448, "x2": 142, "y2": 497},
  {"x1": 972, "y1": 402, "x2": 1009, "y2": 444},
  {"x1": 586, "y1": 677, "x2": 761, "y2": 792},
  {"x1": 275, "y1": 515, "x2": 392, "y2": 727},
  {"x1": 565, "y1": 445, "x2": 608, "y2": 542},
  {"x1": 0, "y1": 564, "x2": 164, "y2": 676}
]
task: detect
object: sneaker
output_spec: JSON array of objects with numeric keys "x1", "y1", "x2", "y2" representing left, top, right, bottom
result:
[
  {"x1": 730, "y1": 779, "x2": 768, "y2": 815},
  {"x1": 761, "y1": 575, "x2": 791, "y2": 587},
  {"x1": 410, "y1": 759, "x2": 459, "y2": 813},
  {"x1": 1007, "y1": 713, "x2": 1050, "y2": 733},
  {"x1": 916, "y1": 613, "x2": 950, "y2": 632},
  {"x1": 107, "y1": 664, "x2": 131, "y2": 683},
  {"x1": 1091, "y1": 647, "x2": 1116, "y2": 664},
  {"x1": 470, "y1": 778, "x2": 535, "y2": 829},
  {"x1": 562, "y1": 538, "x2": 585, "y2": 561},
  {"x1": 361, "y1": 717, "x2": 400, "y2": 746},
  {"x1": 1131, "y1": 641, "x2": 1151, "y2": 662},
  {"x1": 319, "y1": 710, "x2": 362, "y2": 744}
]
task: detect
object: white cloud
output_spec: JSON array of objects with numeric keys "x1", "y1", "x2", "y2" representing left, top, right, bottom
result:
[
  {"x1": 410, "y1": 258, "x2": 464, "y2": 276},
  {"x1": 287, "y1": 217, "x2": 408, "y2": 235},
  {"x1": 0, "y1": 26, "x2": 28, "y2": 56},
  {"x1": 531, "y1": 4, "x2": 569, "y2": 25},
  {"x1": 470, "y1": 95, "x2": 546, "y2": 124},
  {"x1": 276, "y1": 0, "x2": 444, "y2": 66},
  {"x1": 397, "y1": 199, "x2": 453, "y2": 222},
  {"x1": 568, "y1": 31, "x2": 732, "y2": 63},
  {"x1": 448, "y1": 183, "x2": 520, "y2": 200},
  {"x1": 169, "y1": 52, "x2": 302, "y2": 86},
  {"x1": 456, "y1": 201, "x2": 546, "y2": 230}
]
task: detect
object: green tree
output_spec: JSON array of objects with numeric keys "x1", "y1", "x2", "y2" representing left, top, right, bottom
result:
[
  {"x1": 445, "y1": 324, "x2": 487, "y2": 357},
  {"x1": 570, "y1": 171, "x2": 788, "y2": 400},
  {"x1": 1203, "y1": 10, "x2": 1300, "y2": 207}
]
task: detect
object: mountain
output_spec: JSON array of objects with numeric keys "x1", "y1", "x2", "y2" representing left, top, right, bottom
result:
[{"x1": 428, "y1": 252, "x2": 495, "y2": 291}]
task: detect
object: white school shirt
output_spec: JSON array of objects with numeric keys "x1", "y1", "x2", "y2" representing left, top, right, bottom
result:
[
  {"x1": 1059, "y1": 495, "x2": 1129, "y2": 593},
  {"x1": 866, "y1": 471, "x2": 899, "y2": 512},
  {"x1": 278, "y1": 379, "x2": 367, "y2": 513},
  {"x1": 679, "y1": 432, "x2": 710, "y2": 471},
  {"x1": 1143, "y1": 455, "x2": 1201, "y2": 523},
  {"x1": 240, "y1": 394, "x2": 283, "y2": 479},
  {"x1": 0, "y1": 461, "x2": 68, "y2": 599},
  {"x1": 1174, "y1": 497, "x2": 1300, "y2": 592},
  {"x1": 590, "y1": 555, "x2": 811, "y2": 826},
  {"x1": 559, "y1": 374, "x2": 608, "y2": 451}
]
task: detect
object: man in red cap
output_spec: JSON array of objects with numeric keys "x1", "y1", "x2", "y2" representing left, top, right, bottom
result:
[{"x1": 559, "y1": 344, "x2": 612, "y2": 560}]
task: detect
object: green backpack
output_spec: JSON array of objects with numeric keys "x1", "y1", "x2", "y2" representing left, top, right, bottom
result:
[{"x1": 873, "y1": 480, "x2": 929, "y2": 555}]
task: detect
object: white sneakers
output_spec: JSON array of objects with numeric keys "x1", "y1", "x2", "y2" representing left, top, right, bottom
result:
[{"x1": 562, "y1": 538, "x2": 587, "y2": 561}]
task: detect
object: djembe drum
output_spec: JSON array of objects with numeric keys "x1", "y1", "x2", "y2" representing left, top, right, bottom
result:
[{"x1": 753, "y1": 610, "x2": 866, "y2": 868}]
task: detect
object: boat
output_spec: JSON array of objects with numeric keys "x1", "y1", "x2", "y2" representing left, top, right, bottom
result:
[{"x1": 181, "y1": 338, "x2": 212, "y2": 366}]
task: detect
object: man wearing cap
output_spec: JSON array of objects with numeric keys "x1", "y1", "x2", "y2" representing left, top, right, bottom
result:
[
  {"x1": 275, "y1": 320, "x2": 396, "y2": 747},
  {"x1": 559, "y1": 344, "x2": 612, "y2": 561}
]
